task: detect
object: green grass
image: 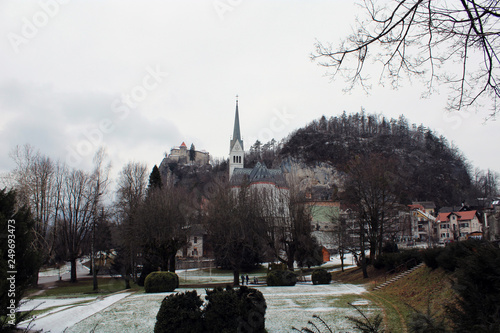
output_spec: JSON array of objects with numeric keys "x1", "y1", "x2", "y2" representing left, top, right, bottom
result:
[
  {"x1": 29, "y1": 277, "x2": 142, "y2": 298},
  {"x1": 375, "y1": 265, "x2": 455, "y2": 328},
  {"x1": 330, "y1": 264, "x2": 455, "y2": 332}
]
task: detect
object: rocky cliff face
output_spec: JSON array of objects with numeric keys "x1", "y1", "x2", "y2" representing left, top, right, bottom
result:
[{"x1": 280, "y1": 157, "x2": 342, "y2": 200}]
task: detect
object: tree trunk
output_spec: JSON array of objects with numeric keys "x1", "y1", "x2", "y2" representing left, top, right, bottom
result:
[
  {"x1": 360, "y1": 228, "x2": 369, "y2": 279},
  {"x1": 168, "y1": 253, "x2": 176, "y2": 272},
  {"x1": 287, "y1": 245, "x2": 295, "y2": 271},
  {"x1": 233, "y1": 269, "x2": 240, "y2": 286},
  {"x1": 361, "y1": 254, "x2": 368, "y2": 279},
  {"x1": 340, "y1": 250, "x2": 345, "y2": 272},
  {"x1": 70, "y1": 258, "x2": 77, "y2": 283},
  {"x1": 124, "y1": 277, "x2": 131, "y2": 289}
]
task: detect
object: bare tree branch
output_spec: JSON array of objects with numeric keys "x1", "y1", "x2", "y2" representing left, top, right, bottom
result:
[{"x1": 312, "y1": 0, "x2": 500, "y2": 117}]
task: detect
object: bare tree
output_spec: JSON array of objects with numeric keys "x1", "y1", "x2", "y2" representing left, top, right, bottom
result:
[
  {"x1": 89, "y1": 148, "x2": 111, "y2": 290},
  {"x1": 312, "y1": 0, "x2": 500, "y2": 117},
  {"x1": 261, "y1": 181, "x2": 320, "y2": 271},
  {"x1": 136, "y1": 183, "x2": 189, "y2": 275},
  {"x1": 343, "y1": 154, "x2": 401, "y2": 278},
  {"x1": 205, "y1": 179, "x2": 266, "y2": 286},
  {"x1": 331, "y1": 213, "x2": 357, "y2": 272},
  {"x1": 114, "y1": 161, "x2": 148, "y2": 287},
  {"x1": 8, "y1": 145, "x2": 64, "y2": 283},
  {"x1": 58, "y1": 168, "x2": 95, "y2": 283}
]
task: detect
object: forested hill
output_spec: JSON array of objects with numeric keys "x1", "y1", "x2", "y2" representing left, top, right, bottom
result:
[{"x1": 279, "y1": 111, "x2": 472, "y2": 207}]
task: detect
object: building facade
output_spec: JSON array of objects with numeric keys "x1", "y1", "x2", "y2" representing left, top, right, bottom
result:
[
  {"x1": 435, "y1": 210, "x2": 482, "y2": 242},
  {"x1": 167, "y1": 141, "x2": 210, "y2": 165}
]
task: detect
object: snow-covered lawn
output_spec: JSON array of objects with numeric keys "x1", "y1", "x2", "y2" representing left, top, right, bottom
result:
[
  {"x1": 21, "y1": 258, "x2": 376, "y2": 332},
  {"x1": 22, "y1": 282, "x2": 375, "y2": 333}
]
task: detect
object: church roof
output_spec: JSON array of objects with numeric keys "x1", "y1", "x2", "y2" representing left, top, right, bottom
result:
[
  {"x1": 230, "y1": 99, "x2": 244, "y2": 151},
  {"x1": 180, "y1": 142, "x2": 187, "y2": 147},
  {"x1": 230, "y1": 162, "x2": 287, "y2": 188}
]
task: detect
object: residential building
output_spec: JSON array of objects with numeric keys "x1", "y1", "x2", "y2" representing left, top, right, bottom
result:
[
  {"x1": 435, "y1": 210, "x2": 482, "y2": 242},
  {"x1": 408, "y1": 202, "x2": 436, "y2": 243}
]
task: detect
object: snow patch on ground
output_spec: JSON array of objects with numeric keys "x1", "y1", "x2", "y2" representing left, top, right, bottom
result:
[
  {"x1": 63, "y1": 283, "x2": 370, "y2": 333},
  {"x1": 19, "y1": 292, "x2": 132, "y2": 333},
  {"x1": 19, "y1": 297, "x2": 97, "y2": 311}
]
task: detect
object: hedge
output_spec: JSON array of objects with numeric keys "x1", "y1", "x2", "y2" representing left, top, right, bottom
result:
[
  {"x1": 144, "y1": 271, "x2": 179, "y2": 293},
  {"x1": 154, "y1": 286, "x2": 267, "y2": 333},
  {"x1": 266, "y1": 270, "x2": 297, "y2": 286},
  {"x1": 312, "y1": 269, "x2": 332, "y2": 285}
]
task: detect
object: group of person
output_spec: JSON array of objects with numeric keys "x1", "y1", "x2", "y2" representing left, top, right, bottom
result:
[{"x1": 240, "y1": 274, "x2": 258, "y2": 285}]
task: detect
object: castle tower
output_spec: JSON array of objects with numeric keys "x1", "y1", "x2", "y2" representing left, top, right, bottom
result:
[{"x1": 229, "y1": 98, "x2": 244, "y2": 179}]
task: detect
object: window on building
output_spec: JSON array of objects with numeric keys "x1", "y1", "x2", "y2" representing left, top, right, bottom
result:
[{"x1": 194, "y1": 236, "x2": 197, "y2": 244}]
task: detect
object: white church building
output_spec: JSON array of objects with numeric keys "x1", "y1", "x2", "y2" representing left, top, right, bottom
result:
[{"x1": 228, "y1": 98, "x2": 289, "y2": 218}]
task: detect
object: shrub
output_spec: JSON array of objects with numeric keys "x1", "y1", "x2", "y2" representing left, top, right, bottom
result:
[
  {"x1": 204, "y1": 287, "x2": 239, "y2": 333},
  {"x1": 144, "y1": 271, "x2": 179, "y2": 293},
  {"x1": 429, "y1": 240, "x2": 483, "y2": 272},
  {"x1": 312, "y1": 269, "x2": 332, "y2": 285},
  {"x1": 237, "y1": 286, "x2": 267, "y2": 332},
  {"x1": 155, "y1": 287, "x2": 267, "y2": 333},
  {"x1": 373, "y1": 249, "x2": 422, "y2": 271},
  {"x1": 422, "y1": 247, "x2": 443, "y2": 270},
  {"x1": 382, "y1": 241, "x2": 399, "y2": 253},
  {"x1": 154, "y1": 290, "x2": 204, "y2": 333},
  {"x1": 266, "y1": 269, "x2": 297, "y2": 286},
  {"x1": 447, "y1": 243, "x2": 500, "y2": 332}
]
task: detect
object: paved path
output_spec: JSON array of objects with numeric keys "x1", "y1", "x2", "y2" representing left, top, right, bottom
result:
[{"x1": 19, "y1": 292, "x2": 132, "y2": 333}]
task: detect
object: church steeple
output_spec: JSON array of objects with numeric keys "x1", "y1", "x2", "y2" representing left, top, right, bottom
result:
[
  {"x1": 230, "y1": 97, "x2": 243, "y2": 151},
  {"x1": 229, "y1": 96, "x2": 244, "y2": 179}
]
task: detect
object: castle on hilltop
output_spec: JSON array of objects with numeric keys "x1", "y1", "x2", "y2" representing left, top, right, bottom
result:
[{"x1": 165, "y1": 141, "x2": 210, "y2": 165}]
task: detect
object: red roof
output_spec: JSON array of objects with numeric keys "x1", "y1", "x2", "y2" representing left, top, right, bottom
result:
[
  {"x1": 408, "y1": 204, "x2": 425, "y2": 211},
  {"x1": 436, "y1": 210, "x2": 478, "y2": 222},
  {"x1": 180, "y1": 142, "x2": 187, "y2": 147},
  {"x1": 456, "y1": 210, "x2": 478, "y2": 221}
]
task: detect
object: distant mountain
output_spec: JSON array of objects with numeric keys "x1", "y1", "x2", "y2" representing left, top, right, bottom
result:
[{"x1": 279, "y1": 111, "x2": 473, "y2": 207}]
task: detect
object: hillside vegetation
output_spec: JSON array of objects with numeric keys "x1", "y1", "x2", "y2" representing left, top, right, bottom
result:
[{"x1": 280, "y1": 111, "x2": 475, "y2": 207}]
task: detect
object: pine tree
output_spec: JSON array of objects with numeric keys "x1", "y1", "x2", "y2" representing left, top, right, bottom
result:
[
  {"x1": 0, "y1": 189, "x2": 41, "y2": 330},
  {"x1": 148, "y1": 165, "x2": 162, "y2": 190},
  {"x1": 189, "y1": 144, "x2": 196, "y2": 162}
]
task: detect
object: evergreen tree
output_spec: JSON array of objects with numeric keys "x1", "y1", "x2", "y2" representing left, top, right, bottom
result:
[
  {"x1": 148, "y1": 165, "x2": 162, "y2": 190},
  {"x1": 189, "y1": 144, "x2": 196, "y2": 162},
  {"x1": 447, "y1": 242, "x2": 500, "y2": 332},
  {"x1": 0, "y1": 188, "x2": 41, "y2": 330}
]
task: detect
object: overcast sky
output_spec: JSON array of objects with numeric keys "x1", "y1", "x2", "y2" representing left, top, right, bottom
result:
[{"x1": 1, "y1": 0, "x2": 499, "y2": 185}]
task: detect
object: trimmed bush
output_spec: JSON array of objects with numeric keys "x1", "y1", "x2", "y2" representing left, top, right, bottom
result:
[
  {"x1": 266, "y1": 269, "x2": 297, "y2": 286},
  {"x1": 204, "y1": 287, "x2": 239, "y2": 332},
  {"x1": 237, "y1": 286, "x2": 267, "y2": 332},
  {"x1": 312, "y1": 269, "x2": 332, "y2": 285},
  {"x1": 144, "y1": 271, "x2": 178, "y2": 293},
  {"x1": 155, "y1": 287, "x2": 267, "y2": 333},
  {"x1": 154, "y1": 290, "x2": 204, "y2": 333}
]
